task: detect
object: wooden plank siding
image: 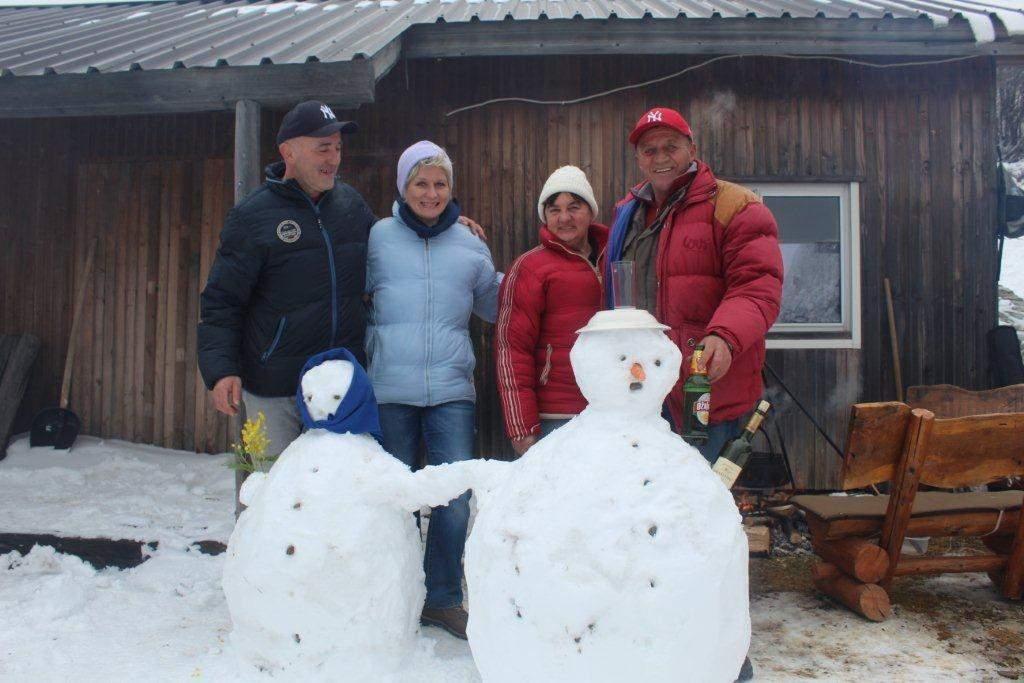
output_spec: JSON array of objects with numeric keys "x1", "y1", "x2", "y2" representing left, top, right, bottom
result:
[{"x1": 0, "y1": 55, "x2": 999, "y2": 488}]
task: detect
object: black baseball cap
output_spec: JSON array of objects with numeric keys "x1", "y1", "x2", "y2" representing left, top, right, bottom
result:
[{"x1": 276, "y1": 100, "x2": 358, "y2": 145}]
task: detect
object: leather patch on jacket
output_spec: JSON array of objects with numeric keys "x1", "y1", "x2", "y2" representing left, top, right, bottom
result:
[{"x1": 712, "y1": 180, "x2": 761, "y2": 228}]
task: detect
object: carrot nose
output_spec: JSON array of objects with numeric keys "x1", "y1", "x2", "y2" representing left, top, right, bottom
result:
[{"x1": 631, "y1": 363, "x2": 646, "y2": 381}]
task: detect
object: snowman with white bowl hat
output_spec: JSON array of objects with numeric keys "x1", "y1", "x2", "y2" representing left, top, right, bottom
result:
[{"x1": 462, "y1": 306, "x2": 751, "y2": 683}]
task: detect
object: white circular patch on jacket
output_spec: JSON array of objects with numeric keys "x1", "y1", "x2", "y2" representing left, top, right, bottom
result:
[{"x1": 276, "y1": 220, "x2": 301, "y2": 243}]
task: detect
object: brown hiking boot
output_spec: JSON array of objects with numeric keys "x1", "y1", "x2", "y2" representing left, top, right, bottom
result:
[{"x1": 420, "y1": 606, "x2": 468, "y2": 640}]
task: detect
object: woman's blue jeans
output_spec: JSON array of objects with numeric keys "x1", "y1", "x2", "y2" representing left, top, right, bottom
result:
[{"x1": 379, "y1": 400, "x2": 475, "y2": 610}]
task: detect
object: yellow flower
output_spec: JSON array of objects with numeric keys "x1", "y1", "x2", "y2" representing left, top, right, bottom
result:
[
  {"x1": 229, "y1": 412, "x2": 274, "y2": 473},
  {"x1": 241, "y1": 411, "x2": 270, "y2": 460}
]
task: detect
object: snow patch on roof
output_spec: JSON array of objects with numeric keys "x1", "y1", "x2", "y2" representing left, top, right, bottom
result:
[
  {"x1": 995, "y1": 7, "x2": 1024, "y2": 35},
  {"x1": 263, "y1": 2, "x2": 299, "y2": 13},
  {"x1": 961, "y1": 9, "x2": 998, "y2": 41}
]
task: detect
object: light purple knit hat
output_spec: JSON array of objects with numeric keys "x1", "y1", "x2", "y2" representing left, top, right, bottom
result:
[{"x1": 396, "y1": 140, "x2": 453, "y2": 198}]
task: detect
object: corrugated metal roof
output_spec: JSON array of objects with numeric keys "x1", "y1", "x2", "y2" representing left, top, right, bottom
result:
[{"x1": 0, "y1": 0, "x2": 1021, "y2": 76}]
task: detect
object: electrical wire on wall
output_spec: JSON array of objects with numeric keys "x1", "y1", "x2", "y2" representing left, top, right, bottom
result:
[{"x1": 444, "y1": 52, "x2": 984, "y2": 118}]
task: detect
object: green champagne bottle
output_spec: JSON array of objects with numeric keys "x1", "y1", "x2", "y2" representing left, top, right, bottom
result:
[
  {"x1": 682, "y1": 345, "x2": 711, "y2": 445},
  {"x1": 711, "y1": 400, "x2": 772, "y2": 488}
]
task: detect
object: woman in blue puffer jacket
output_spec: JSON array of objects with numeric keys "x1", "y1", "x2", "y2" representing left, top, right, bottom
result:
[{"x1": 365, "y1": 140, "x2": 501, "y2": 638}]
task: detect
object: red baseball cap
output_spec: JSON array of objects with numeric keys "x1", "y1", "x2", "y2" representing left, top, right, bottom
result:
[{"x1": 629, "y1": 107, "x2": 693, "y2": 145}]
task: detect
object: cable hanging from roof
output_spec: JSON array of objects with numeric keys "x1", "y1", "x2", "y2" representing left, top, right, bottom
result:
[{"x1": 444, "y1": 52, "x2": 985, "y2": 118}]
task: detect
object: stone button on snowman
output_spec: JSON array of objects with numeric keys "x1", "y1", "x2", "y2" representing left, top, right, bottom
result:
[
  {"x1": 222, "y1": 347, "x2": 471, "y2": 680},
  {"x1": 464, "y1": 308, "x2": 750, "y2": 683}
]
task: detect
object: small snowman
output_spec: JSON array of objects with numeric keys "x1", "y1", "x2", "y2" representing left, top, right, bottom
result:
[
  {"x1": 222, "y1": 347, "x2": 470, "y2": 680},
  {"x1": 463, "y1": 309, "x2": 750, "y2": 683}
]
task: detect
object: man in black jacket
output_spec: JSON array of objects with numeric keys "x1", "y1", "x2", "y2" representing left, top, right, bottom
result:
[{"x1": 198, "y1": 101, "x2": 375, "y2": 457}]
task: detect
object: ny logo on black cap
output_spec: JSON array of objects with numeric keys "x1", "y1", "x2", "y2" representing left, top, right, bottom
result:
[{"x1": 320, "y1": 104, "x2": 337, "y2": 121}]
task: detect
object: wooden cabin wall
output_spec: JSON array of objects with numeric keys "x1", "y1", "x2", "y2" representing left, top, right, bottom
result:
[
  {"x1": 0, "y1": 55, "x2": 998, "y2": 488},
  {"x1": 0, "y1": 113, "x2": 235, "y2": 453}
]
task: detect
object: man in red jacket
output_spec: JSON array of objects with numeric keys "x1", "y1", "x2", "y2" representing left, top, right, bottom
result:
[{"x1": 607, "y1": 107, "x2": 784, "y2": 464}]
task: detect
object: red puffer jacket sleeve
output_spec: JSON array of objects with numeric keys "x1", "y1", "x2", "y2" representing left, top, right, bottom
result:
[
  {"x1": 705, "y1": 201, "x2": 784, "y2": 355},
  {"x1": 495, "y1": 253, "x2": 545, "y2": 440}
]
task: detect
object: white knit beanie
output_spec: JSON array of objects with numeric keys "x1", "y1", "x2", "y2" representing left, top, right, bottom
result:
[{"x1": 537, "y1": 165, "x2": 599, "y2": 223}]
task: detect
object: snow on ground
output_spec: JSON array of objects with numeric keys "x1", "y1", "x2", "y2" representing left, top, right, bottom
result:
[
  {"x1": 1, "y1": 436, "x2": 1022, "y2": 681},
  {"x1": 999, "y1": 225, "x2": 1024, "y2": 353},
  {"x1": 750, "y1": 564, "x2": 1024, "y2": 681},
  {"x1": 1000, "y1": 161, "x2": 1024, "y2": 349},
  {"x1": 0, "y1": 436, "x2": 235, "y2": 547},
  {"x1": 1001, "y1": 236, "x2": 1024, "y2": 304}
]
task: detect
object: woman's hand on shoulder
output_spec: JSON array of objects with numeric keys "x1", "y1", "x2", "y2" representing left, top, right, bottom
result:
[{"x1": 458, "y1": 215, "x2": 487, "y2": 241}]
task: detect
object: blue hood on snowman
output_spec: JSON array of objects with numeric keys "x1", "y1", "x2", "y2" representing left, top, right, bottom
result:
[{"x1": 296, "y1": 347, "x2": 383, "y2": 441}]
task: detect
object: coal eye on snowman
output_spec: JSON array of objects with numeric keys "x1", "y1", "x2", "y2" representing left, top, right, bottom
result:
[
  {"x1": 654, "y1": 359, "x2": 662, "y2": 367},
  {"x1": 619, "y1": 355, "x2": 627, "y2": 362}
]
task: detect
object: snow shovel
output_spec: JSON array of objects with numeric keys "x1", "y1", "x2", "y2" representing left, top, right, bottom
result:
[{"x1": 30, "y1": 239, "x2": 97, "y2": 450}]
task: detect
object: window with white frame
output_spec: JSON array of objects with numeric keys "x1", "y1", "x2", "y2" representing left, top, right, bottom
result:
[{"x1": 745, "y1": 182, "x2": 861, "y2": 349}]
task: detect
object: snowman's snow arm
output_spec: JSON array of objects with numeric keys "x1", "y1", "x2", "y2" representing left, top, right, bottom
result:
[{"x1": 407, "y1": 459, "x2": 508, "y2": 509}]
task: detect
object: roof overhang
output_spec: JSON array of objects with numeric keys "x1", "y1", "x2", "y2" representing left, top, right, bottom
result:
[
  {"x1": 0, "y1": 36, "x2": 400, "y2": 117},
  {"x1": 0, "y1": 13, "x2": 1020, "y2": 119},
  {"x1": 404, "y1": 15, "x2": 1024, "y2": 59}
]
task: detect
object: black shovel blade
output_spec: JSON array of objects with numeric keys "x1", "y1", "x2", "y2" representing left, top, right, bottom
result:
[{"x1": 29, "y1": 408, "x2": 81, "y2": 450}]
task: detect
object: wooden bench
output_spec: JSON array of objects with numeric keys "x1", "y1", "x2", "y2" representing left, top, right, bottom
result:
[
  {"x1": 906, "y1": 383, "x2": 1024, "y2": 418},
  {"x1": 792, "y1": 402, "x2": 1024, "y2": 621}
]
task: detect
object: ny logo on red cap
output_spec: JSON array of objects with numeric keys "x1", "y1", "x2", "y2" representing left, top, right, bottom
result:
[
  {"x1": 646, "y1": 110, "x2": 664, "y2": 123},
  {"x1": 320, "y1": 104, "x2": 337, "y2": 121}
]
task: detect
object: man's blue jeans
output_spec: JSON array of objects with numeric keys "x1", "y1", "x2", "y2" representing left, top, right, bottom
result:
[{"x1": 378, "y1": 400, "x2": 474, "y2": 610}]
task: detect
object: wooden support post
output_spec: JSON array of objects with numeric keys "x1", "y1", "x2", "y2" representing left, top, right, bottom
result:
[
  {"x1": 1003, "y1": 492, "x2": 1024, "y2": 600},
  {"x1": 811, "y1": 537, "x2": 890, "y2": 584},
  {"x1": 234, "y1": 99, "x2": 262, "y2": 203},
  {"x1": 232, "y1": 99, "x2": 261, "y2": 518},
  {"x1": 812, "y1": 562, "x2": 892, "y2": 622},
  {"x1": 878, "y1": 408, "x2": 933, "y2": 589}
]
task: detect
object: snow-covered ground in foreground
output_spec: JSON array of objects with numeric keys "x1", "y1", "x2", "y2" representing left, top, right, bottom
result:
[
  {"x1": 1, "y1": 436, "x2": 1021, "y2": 681},
  {"x1": 0, "y1": 436, "x2": 235, "y2": 546}
]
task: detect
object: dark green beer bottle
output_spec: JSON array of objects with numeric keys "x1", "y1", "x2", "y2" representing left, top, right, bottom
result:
[
  {"x1": 682, "y1": 344, "x2": 711, "y2": 445},
  {"x1": 712, "y1": 400, "x2": 771, "y2": 488}
]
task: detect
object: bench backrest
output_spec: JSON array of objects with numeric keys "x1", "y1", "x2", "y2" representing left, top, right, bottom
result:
[
  {"x1": 840, "y1": 401, "x2": 1024, "y2": 489},
  {"x1": 840, "y1": 402, "x2": 912, "y2": 489},
  {"x1": 907, "y1": 383, "x2": 1024, "y2": 418},
  {"x1": 921, "y1": 412, "x2": 1024, "y2": 487}
]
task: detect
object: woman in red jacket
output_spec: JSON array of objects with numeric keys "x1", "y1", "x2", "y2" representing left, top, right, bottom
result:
[{"x1": 495, "y1": 166, "x2": 608, "y2": 455}]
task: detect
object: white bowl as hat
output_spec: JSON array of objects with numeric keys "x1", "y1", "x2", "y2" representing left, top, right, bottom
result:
[{"x1": 576, "y1": 308, "x2": 670, "y2": 334}]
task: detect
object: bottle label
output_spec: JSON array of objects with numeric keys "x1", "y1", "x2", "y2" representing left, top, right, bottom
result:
[
  {"x1": 693, "y1": 393, "x2": 710, "y2": 426},
  {"x1": 712, "y1": 457, "x2": 743, "y2": 488}
]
